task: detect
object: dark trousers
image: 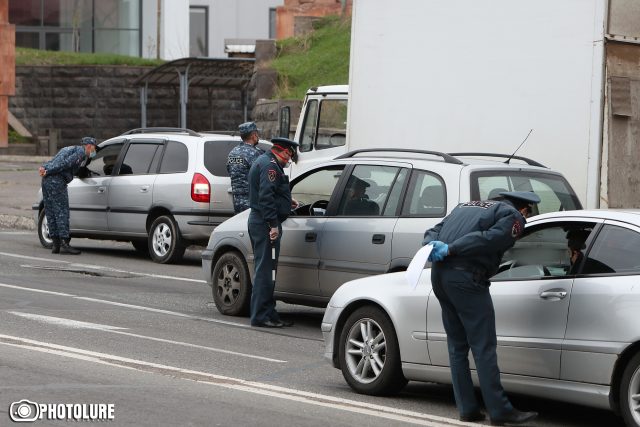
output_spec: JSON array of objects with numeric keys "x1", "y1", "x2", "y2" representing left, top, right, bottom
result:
[
  {"x1": 42, "y1": 175, "x2": 70, "y2": 239},
  {"x1": 248, "y1": 219, "x2": 282, "y2": 325},
  {"x1": 431, "y1": 266, "x2": 513, "y2": 419}
]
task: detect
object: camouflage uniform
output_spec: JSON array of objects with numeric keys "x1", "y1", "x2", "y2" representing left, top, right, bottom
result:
[
  {"x1": 227, "y1": 142, "x2": 264, "y2": 213},
  {"x1": 41, "y1": 146, "x2": 87, "y2": 239}
]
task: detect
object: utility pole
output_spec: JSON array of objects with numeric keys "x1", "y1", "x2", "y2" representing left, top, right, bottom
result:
[{"x1": 156, "y1": 0, "x2": 161, "y2": 59}]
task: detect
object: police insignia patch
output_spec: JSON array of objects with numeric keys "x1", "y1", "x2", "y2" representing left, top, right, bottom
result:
[
  {"x1": 267, "y1": 169, "x2": 277, "y2": 182},
  {"x1": 511, "y1": 220, "x2": 522, "y2": 238}
]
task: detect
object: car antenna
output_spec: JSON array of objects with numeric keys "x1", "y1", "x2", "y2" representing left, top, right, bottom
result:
[{"x1": 505, "y1": 129, "x2": 533, "y2": 164}]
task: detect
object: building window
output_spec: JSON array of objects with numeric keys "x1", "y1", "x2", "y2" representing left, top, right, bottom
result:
[
  {"x1": 189, "y1": 6, "x2": 208, "y2": 57},
  {"x1": 9, "y1": 0, "x2": 141, "y2": 56},
  {"x1": 269, "y1": 8, "x2": 277, "y2": 39}
]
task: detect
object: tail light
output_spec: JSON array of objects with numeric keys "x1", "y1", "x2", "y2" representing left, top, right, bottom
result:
[{"x1": 191, "y1": 173, "x2": 210, "y2": 203}]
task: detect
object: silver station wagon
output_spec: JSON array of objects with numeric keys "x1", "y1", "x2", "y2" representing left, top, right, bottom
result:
[
  {"x1": 201, "y1": 149, "x2": 582, "y2": 315},
  {"x1": 33, "y1": 128, "x2": 270, "y2": 263},
  {"x1": 321, "y1": 209, "x2": 640, "y2": 427}
]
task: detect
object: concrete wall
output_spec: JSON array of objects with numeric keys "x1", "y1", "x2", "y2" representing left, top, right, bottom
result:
[{"x1": 9, "y1": 66, "x2": 250, "y2": 149}]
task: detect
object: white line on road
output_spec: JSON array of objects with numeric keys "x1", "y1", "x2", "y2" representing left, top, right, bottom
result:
[
  {"x1": 7, "y1": 311, "x2": 286, "y2": 363},
  {"x1": 0, "y1": 251, "x2": 206, "y2": 283},
  {"x1": 0, "y1": 334, "x2": 477, "y2": 427}
]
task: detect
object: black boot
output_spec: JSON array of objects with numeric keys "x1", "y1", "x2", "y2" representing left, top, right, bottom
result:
[
  {"x1": 51, "y1": 238, "x2": 61, "y2": 254},
  {"x1": 59, "y1": 239, "x2": 81, "y2": 255}
]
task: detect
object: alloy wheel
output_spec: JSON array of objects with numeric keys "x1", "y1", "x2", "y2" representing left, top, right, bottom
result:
[
  {"x1": 344, "y1": 317, "x2": 387, "y2": 384},
  {"x1": 215, "y1": 263, "x2": 241, "y2": 306},
  {"x1": 628, "y1": 363, "x2": 640, "y2": 425},
  {"x1": 152, "y1": 223, "x2": 172, "y2": 257}
]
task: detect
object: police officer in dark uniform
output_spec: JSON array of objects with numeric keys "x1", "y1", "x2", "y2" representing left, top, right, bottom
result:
[
  {"x1": 38, "y1": 137, "x2": 97, "y2": 255},
  {"x1": 247, "y1": 137, "x2": 299, "y2": 328},
  {"x1": 423, "y1": 191, "x2": 540, "y2": 425},
  {"x1": 227, "y1": 122, "x2": 264, "y2": 213}
]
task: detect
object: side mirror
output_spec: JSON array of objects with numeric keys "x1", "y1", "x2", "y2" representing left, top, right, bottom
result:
[{"x1": 279, "y1": 106, "x2": 291, "y2": 138}]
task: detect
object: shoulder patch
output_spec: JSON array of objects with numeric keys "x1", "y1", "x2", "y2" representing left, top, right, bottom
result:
[
  {"x1": 267, "y1": 169, "x2": 277, "y2": 182},
  {"x1": 461, "y1": 201, "x2": 496, "y2": 209},
  {"x1": 511, "y1": 220, "x2": 523, "y2": 238}
]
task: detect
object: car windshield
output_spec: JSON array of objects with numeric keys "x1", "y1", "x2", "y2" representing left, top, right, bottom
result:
[{"x1": 470, "y1": 171, "x2": 582, "y2": 214}]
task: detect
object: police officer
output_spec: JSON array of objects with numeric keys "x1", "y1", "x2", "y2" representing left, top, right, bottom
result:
[
  {"x1": 423, "y1": 191, "x2": 540, "y2": 425},
  {"x1": 227, "y1": 122, "x2": 264, "y2": 213},
  {"x1": 38, "y1": 137, "x2": 98, "y2": 255},
  {"x1": 247, "y1": 137, "x2": 298, "y2": 328}
]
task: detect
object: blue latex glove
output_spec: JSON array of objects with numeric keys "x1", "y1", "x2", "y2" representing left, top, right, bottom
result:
[{"x1": 428, "y1": 241, "x2": 449, "y2": 262}]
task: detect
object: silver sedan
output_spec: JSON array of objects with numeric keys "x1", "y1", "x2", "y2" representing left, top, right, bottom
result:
[{"x1": 322, "y1": 210, "x2": 640, "y2": 427}]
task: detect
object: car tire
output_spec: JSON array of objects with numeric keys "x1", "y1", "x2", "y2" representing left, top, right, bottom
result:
[
  {"x1": 338, "y1": 306, "x2": 407, "y2": 396},
  {"x1": 211, "y1": 251, "x2": 251, "y2": 316},
  {"x1": 37, "y1": 209, "x2": 53, "y2": 249},
  {"x1": 620, "y1": 351, "x2": 640, "y2": 427},
  {"x1": 148, "y1": 215, "x2": 185, "y2": 264},
  {"x1": 131, "y1": 239, "x2": 149, "y2": 255}
]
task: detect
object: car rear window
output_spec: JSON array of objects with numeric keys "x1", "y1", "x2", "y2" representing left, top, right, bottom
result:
[{"x1": 204, "y1": 140, "x2": 270, "y2": 176}]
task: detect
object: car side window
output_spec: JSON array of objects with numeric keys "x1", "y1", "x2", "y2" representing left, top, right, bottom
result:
[
  {"x1": 291, "y1": 166, "x2": 344, "y2": 216},
  {"x1": 119, "y1": 143, "x2": 161, "y2": 175},
  {"x1": 315, "y1": 99, "x2": 347, "y2": 150},
  {"x1": 585, "y1": 225, "x2": 640, "y2": 275},
  {"x1": 204, "y1": 140, "x2": 260, "y2": 177},
  {"x1": 382, "y1": 168, "x2": 409, "y2": 216},
  {"x1": 402, "y1": 170, "x2": 446, "y2": 217},
  {"x1": 159, "y1": 141, "x2": 188, "y2": 173},
  {"x1": 492, "y1": 222, "x2": 597, "y2": 280},
  {"x1": 299, "y1": 100, "x2": 318, "y2": 153},
  {"x1": 337, "y1": 165, "x2": 400, "y2": 216},
  {"x1": 85, "y1": 143, "x2": 124, "y2": 177}
]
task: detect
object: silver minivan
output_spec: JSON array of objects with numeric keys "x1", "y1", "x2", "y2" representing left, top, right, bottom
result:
[{"x1": 33, "y1": 128, "x2": 270, "y2": 263}]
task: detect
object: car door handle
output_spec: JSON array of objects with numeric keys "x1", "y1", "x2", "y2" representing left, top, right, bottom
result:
[
  {"x1": 540, "y1": 290, "x2": 567, "y2": 299},
  {"x1": 97, "y1": 186, "x2": 106, "y2": 193},
  {"x1": 139, "y1": 186, "x2": 149, "y2": 193},
  {"x1": 372, "y1": 234, "x2": 385, "y2": 244},
  {"x1": 305, "y1": 232, "x2": 317, "y2": 242}
]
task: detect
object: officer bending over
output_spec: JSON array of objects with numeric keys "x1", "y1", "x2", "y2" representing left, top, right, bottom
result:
[
  {"x1": 227, "y1": 121, "x2": 264, "y2": 213},
  {"x1": 39, "y1": 137, "x2": 97, "y2": 255},
  {"x1": 423, "y1": 191, "x2": 540, "y2": 425}
]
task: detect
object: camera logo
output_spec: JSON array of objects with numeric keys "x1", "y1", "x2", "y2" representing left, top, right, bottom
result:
[{"x1": 9, "y1": 399, "x2": 40, "y2": 422}]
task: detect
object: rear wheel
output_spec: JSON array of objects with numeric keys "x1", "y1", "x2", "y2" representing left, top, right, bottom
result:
[
  {"x1": 620, "y1": 352, "x2": 640, "y2": 427},
  {"x1": 338, "y1": 306, "x2": 407, "y2": 395},
  {"x1": 37, "y1": 209, "x2": 53, "y2": 249},
  {"x1": 211, "y1": 251, "x2": 251, "y2": 316},
  {"x1": 148, "y1": 215, "x2": 185, "y2": 264}
]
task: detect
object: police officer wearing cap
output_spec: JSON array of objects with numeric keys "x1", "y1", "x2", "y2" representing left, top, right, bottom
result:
[
  {"x1": 423, "y1": 191, "x2": 540, "y2": 425},
  {"x1": 247, "y1": 137, "x2": 299, "y2": 328},
  {"x1": 227, "y1": 122, "x2": 264, "y2": 213},
  {"x1": 38, "y1": 136, "x2": 98, "y2": 255}
]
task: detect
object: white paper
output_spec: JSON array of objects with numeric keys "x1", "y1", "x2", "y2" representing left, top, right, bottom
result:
[{"x1": 405, "y1": 244, "x2": 433, "y2": 290}]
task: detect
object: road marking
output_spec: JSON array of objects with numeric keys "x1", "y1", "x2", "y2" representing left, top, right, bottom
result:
[
  {"x1": 0, "y1": 251, "x2": 206, "y2": 283},
  {"x1": 7, "y1": 312, "x2": 286, "y2": 363},
  {"x1": 0, "y1": 334, "x2": 476, "y2": 427},
  {"x1": 0, "y1": 231, "x2": 31, "y2": 235}
]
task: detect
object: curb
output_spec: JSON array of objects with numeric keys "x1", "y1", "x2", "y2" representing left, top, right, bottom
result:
[
  {"x1": 0, "y1": 214, "x2": 36, "y2": 231},
  {"x1": 0, "y1": 155, "x2": 51, "y2": 163}
]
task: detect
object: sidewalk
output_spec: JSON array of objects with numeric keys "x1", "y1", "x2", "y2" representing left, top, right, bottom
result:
[{"x1": 0, "y1": 155, "x2": 49, "y2": 230}]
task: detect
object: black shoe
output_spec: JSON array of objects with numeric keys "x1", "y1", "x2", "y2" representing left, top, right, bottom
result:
[
  {"x1": 51, "y1": 238, "x2": 60, "y2": 254},
  {"x1": 59, "y1": 239, "x2": 81, "y2": 255},
  {"x1": 460, "y1": 411, "x2": 485, "y2": 422},
  {"x1": 491, "y1": 409, "x2": 538, "y2": 425},
  {"x1": 279, "y1": 319, "x2": 294, "y2": 327},
  {"x1": 252, "y1": 320, "x2": 284, "y2": 328}
]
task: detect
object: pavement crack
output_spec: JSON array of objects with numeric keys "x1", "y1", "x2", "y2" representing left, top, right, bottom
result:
[{"x1": 20, "y1": 264, "x2": 137, "y2": 279}]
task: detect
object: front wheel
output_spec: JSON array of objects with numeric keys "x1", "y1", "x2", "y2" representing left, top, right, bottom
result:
[
  {"x1": 211, "y1": 251, "x2": 251, "y2": 316},
  {"x1": 148, "y1": 215, "x2": 185, "y2": 264},
  {"x1": 620, "y1": 352, "x2": 640, "y2": 427},
  {"x1": 37, "y1": 209, "x2": 53, "y2": 249},
  {"x1": 338, "y1": 306, "x2": 407, "y2": 395}
]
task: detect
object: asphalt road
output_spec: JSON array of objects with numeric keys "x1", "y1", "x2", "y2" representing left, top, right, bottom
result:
[{"x1": 0, "y1": 230, "x2": 626, "y2": 426}]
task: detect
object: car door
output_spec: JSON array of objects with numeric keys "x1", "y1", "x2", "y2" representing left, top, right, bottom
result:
[
  {"x1": 68, "y1": 142, "x2": 125, "y2": 232},
  {"x1": 562, "y1": 220, "x2": 640, "y2": 385},
  {"x1": 427, "y1": 220, "x2": 594, "y2": 379},
  {"x1": 318, "y1": 164, "x2": 406, "y2": 297},
  {"x1": 275, "y1": 165, "x2": 345, "y2": 298},
  {"x1": 107, "y1": 140, "x2": 162, "y2": 234}
]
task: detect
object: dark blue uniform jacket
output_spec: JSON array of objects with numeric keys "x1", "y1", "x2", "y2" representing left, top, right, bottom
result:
[
  {"x1": 423, "y1": 200, "x2": 526, "y2": 278},
  {"x1": 43, "y1": 146, "x2": 86, "y2": 184},
  {"x1": 248, "y1": 152, "x2": 292, "y2": 228}
]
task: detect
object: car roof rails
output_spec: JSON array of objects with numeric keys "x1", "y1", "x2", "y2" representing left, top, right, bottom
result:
[
  {"x1": 199, "y1": 130, "x2": 239, "y2": 136},
  {"x1": 335, "y1": 148, "x2": 464, "y2": 165},
  {"x1": 121, "y1": 127, "x2": 201, "y2": 137},
  {"x1": 447, "y1": 152, "x2": 546, "y2": 168}
]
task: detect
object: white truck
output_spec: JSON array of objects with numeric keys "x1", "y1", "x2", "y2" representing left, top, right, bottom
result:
[{"x1": 284, "y1": 0, "x2": 640, "y2": 209}]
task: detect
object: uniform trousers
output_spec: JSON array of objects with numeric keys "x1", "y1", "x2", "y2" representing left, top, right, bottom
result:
[
  {"x1": 42, "y1": 175, "x2": 70, "y2": 239},
  {"x1": 248, "y1": 219, "x2": 282, "y2": 325},
  {"x1": 431, "y1": 266, "x2": 513, "y2": 419}
]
